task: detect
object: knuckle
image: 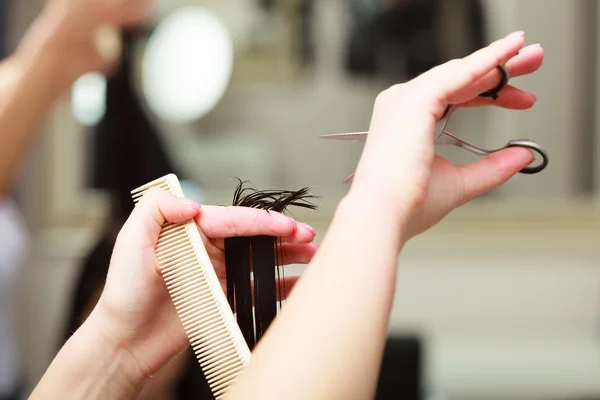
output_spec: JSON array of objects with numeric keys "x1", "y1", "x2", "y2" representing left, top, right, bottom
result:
[
  {"x1": 386, "y1": 83, "x2": 408, "y2": 98},
  {"x1": 145, "y1": 186, "x2": 163, "y2": 198},
  {"x1": 374, "y1": 89, "x2": 390, "y2": 107},
  {"x1": 446, "y1": 58, "x2": 463, "y2": 68},
  {"x1": 440, "y1": 58, "x2": 472, "y2": 83},
  {"x1": 115, "y1": 224, "x2": 136, "y2": 248},
  {"x1": 139, "y1": 187, "x2": 165, "y2": 205},
  {"x1": 375, "y1": 83, "x2": 408, "y2": 107},
  {"x1": 446, "y1": 58, "x2": 479, "y2": 84},
  {"x1": 223, "y1": 216, "x2": 239, "y2": 236}
]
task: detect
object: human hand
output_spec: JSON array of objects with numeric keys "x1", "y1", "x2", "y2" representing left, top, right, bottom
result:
[
  {"x1": 85, "y1": 188, "x2": 318, "y2": 386},
  {"x1": 25, "y1": 0, "x2": 150, "y2": 80},
  {"x1": 53, "y1": 0, "x2": 150, "y2": 27},
  {"x1": 349, "y1": 31, "x2": 544, "y2": 238}
]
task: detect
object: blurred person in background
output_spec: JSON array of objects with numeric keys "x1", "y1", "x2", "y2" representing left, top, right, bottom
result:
[
  {"x1": 0, "y1": 0, "x2": 149, "y2": 398},
  {"x1": 0, "y1": 3, "x2": 29, "y2": 398}
]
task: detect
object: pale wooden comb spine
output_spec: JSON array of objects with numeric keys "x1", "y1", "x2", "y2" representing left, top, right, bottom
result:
[{"x1": 131, "y1": 174, "x2": 251, "y2": 399}]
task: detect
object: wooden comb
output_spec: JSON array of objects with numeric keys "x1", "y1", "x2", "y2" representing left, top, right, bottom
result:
[{"x1": 131, "y1": 174, "x2": 251, "y2": 399}]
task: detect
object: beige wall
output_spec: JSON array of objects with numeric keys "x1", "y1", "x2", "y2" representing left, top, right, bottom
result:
[{"x1": 11, "y1": 1, "x2": 600, "y2": 399}]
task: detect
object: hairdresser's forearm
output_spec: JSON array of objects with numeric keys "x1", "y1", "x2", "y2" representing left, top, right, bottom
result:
[
  {"x1": 227, "y1": 188, "x2": 405, "y2": 399},
  {"x1": 0, "y1": 7, "x2": 84, "y2": 195},
  {"x1": 30, "y1": 311, "x2": 147, "y2": 399}
]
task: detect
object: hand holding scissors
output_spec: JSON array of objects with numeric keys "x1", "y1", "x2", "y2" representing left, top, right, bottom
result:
[
  {"x1": 321, "y1": 32, "x2": 545, "y2": 238},
  {"x1": 322, "y1": 64, "x2": 548, "y2": 183}
]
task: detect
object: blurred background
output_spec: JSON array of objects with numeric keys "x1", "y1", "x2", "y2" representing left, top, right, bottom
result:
[{"x1": 4, "y1": 0, "x2": 600, "y2": 399}]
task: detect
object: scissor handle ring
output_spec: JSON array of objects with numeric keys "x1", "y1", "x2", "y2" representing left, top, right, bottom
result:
[
  {"x1": 505, "y1": 139, "x2": 549, "y2": 174},
  {"x1": 479, "y1": 65, "x2": 511, "y2": 100}
]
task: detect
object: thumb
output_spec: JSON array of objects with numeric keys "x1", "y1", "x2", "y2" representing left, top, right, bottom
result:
[
  {"x1": 457, "y1": 147, "x2": 535, "y2": 202},
  {"x1": 121, "y1": 187, "x2": 202, "y2": 248}
]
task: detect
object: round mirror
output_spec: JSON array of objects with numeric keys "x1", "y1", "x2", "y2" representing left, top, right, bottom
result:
[{"x1": 142, "y1": 6, "x2": 234, "y2": 124}]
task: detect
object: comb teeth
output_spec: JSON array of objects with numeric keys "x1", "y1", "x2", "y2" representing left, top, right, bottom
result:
[{"x1": 132, "y1": 174, "x2": 251, "y2": 399}]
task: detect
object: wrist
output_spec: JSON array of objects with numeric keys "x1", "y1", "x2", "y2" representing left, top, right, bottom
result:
[
  {"x1": 76, "y1": 309, "x2": 149, "y2": 397},
  {"x1": 31, "y1": 308, "x2": 147, "y2": 400},
  {"x1": 336, "y1": 187, "x2": 409, "y2": 252},
  {"x1": 345, "y1": 183, "x2": 409, "y2": 227}
]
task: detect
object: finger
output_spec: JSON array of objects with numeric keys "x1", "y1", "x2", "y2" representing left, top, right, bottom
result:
[
  {"x1": 459, "y1": 85, "x2": 537, "y2": 109},
  {"x1": 457, "y1": 147, "x2": 535, "y2": 203},
  {"x1": 220, "y1": 242, "x2": 319, "y2": 266},
  {"x1": 211, "y1": 239, "x2": 319, "y2": 265},
  {"x1": 416, "y1": 31, "x2": 526, "y2": 115},
  {"x1": 277, "y1": 243, "x2": 319, "y2": 265},
  {"x1": 226, "y1": 276, "x2": 301, "y2": 309},
  {"x1": 465, "y1": 43, "x2": 543, "y2": 102},
  {"x1": 504, "y1": 43, "x2": 544, "y2": 77},
  {"x1": 471, "y1": 43, "x2": 544, "y2": 96},
  {"x1": 122, "y1": 187, "x2": 201, "y2": 248},
  {"x1": 194, "y1": 205, "x2": 316, "y2": 243},
  {"x1": 214, "y1": 243, "x2": 316, "y2": 298},
  {"x1": 275, "y1": 276, "x2": 299, "y2": 302},
  {"x1": 281, "y1": 222, "x2": 317, "y2": 244}
]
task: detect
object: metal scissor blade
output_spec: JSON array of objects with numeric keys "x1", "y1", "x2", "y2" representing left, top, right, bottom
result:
[{"x1": 319, "y1": 132, "x2": 369, "y2": 141}]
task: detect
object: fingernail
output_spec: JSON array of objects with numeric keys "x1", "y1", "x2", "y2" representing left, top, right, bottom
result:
[
  {"x1": 300, "y1": 223, "x2": 316, "y2": 235},
  {"x1": 292, "y1": 219, "x2": 298, "y2": 231},
  {"x1": 188, "y1": 201, "x2": 202, "y2": 210},
  {"x1": 506, "y1": 30, "x2": 525, "y2": 39},
  {"x1": 530, "y1": 93, "x2": 537, "y2": 102}
]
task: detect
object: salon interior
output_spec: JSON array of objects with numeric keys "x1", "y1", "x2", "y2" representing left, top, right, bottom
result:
[{"x1": 4, "y1": 0, "x2": 600, "y2": 399}]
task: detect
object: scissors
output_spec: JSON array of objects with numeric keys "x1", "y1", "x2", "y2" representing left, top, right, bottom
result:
[
  {"x1": 320, "y1": 65, "x2": 549, "y2": 183},
  {"x1": 320, "y1": 103, "x2": 549, "y2": 183}
]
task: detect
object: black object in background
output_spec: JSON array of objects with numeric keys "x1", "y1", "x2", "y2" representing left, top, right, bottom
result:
[
  {"x1": 0, "y1": 0, "x2": 10, "y2": 59},
  {"x1": 298, "y1": 0, "x2": 315, "y2": 66},
  {"x1": 375, "y1": 335, "x2": 423, "y2": 400},
  {"x1": 345, "y1": 0, "x2": 441, "y2": 78},
  {"x1": 259, "y1": 0, "x2": 276, "y2": 11},
  {"x1": 89, "y1": 30, "x2": 180, "y2": 219},
  {"x1": 224, "y1": 181, "x2": 318, "y2": 350},
  {"x1": 345, "y1": 0, "x2": 486, "y2": 80}
]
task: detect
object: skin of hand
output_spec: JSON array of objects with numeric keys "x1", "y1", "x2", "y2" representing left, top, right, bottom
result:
[
  {"x1": 30, "y1": 188, "x2": 318, "y2": 399},
  {"x1": 98, "y1": 189, "x2": 318, "y2": 377},
  {"x1": 349, "y1": 30, "x2": 543, "y2": 239},
  {"x1": 36, "y1": 0, "x2": 150, "y2": 75}
]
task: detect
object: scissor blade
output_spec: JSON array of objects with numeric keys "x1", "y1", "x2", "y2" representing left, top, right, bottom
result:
[{"x1": 319, "y1": 132, "x2": 368, "y2": 141}]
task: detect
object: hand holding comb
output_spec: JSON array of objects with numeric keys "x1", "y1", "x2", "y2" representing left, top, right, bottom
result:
[{"x1": 132, "y1": 174, "x2": 251, "y2": 399}]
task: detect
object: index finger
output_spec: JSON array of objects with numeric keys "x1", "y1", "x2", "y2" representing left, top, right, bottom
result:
[
  {"x1": 194, "y1": 205, "x2": 316, "y2": 243},
  {"x1": 415, "y1": 30, "x2": 527, "y2": 117},
  {"x1": 123, "y1": 187, "x2": 201, "y2": 248}
]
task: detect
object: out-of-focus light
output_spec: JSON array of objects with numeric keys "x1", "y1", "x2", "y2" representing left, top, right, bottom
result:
[
  {"x1": 71, "y1": 72, "x2": 107, "y2": 127},
  {"x1": 142, "y1": 6, "x2": 234, "y2": 124}
]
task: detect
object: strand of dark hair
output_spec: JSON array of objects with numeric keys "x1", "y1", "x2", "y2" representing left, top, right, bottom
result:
[{"x1": 225, "y1": 179, "x2": 318, "y2": 349}]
